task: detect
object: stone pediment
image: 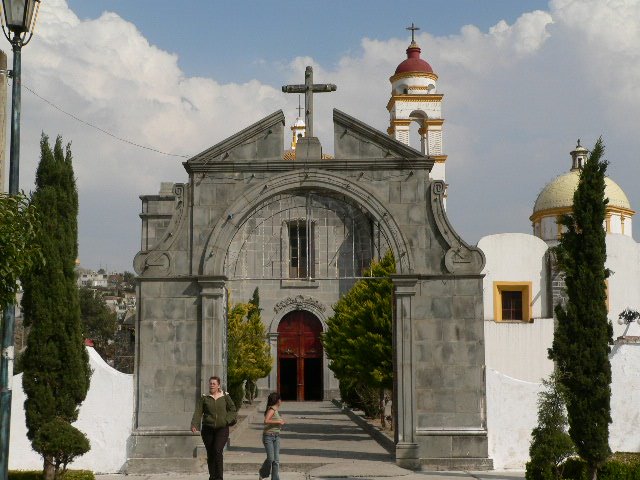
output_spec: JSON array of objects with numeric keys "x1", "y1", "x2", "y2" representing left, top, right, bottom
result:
[
  {"x1": 186, "y1": 110, "x2": 285, "y2": 169},
  {"x1": 333, "y1": 109, "x2": 432, "y2": 167}
]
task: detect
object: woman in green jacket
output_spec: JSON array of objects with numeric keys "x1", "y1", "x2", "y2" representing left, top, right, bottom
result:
[{"x1": 191, "y1": 376, "x2": 237, "y2": 480}]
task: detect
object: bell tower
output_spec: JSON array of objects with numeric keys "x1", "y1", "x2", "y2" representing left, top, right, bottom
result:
[{"x1": 387, "y1": 24, "x2": 447, "y2": 183}]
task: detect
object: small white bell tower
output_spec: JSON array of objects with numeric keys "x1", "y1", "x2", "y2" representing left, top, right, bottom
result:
[{"x1": 387, "y1": 24, "x2": 447, "y2": 183}]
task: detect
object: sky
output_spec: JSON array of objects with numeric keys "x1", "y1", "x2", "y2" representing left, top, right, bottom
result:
[{"x1": 4, "y1": 0, "x2": 640, "y2": 272}]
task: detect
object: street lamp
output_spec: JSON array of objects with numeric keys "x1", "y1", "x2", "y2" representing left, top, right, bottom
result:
[
  {"x1": 2, "y1": 0, "x2": 40, "y2": 195},
  {"x1": 0, "y1": 1, "x2": 41, "y2": 479}
]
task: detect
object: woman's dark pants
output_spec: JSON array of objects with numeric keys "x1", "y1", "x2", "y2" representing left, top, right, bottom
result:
[{"x1": 201, "y1": 425, "x2": 229, "y2": 480}]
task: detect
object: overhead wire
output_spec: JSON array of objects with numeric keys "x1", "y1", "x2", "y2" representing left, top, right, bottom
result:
[{"x1": 22, "y1": 82, "x2": 191, "y2": 158}]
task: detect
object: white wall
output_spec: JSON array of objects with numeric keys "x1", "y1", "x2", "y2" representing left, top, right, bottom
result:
[
  {"x1": 605, "y1": 234, "x2": 640, "y2": 339},
  {"x1": 479, "y1": 233, "x2": 550, "y2": 320},
  {"x1": 10, "y1": 347, "x2": 133, "y2": 473},
  {"x1": 484, "y1": 318, "x2": 555, "y2": 383},
  {"x1": 486, "y1": 368, "x2": 542, "y2": 470},
  {"x1": 487, "y1": 344, "x2": 640, "y2": 470}
]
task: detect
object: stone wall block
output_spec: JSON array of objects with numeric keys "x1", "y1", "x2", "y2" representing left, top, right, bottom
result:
[
  {"x1": 416, "y1": 366, "x2": 444, "y2": 389},
  {"x1": 433, "y1": 341, "x2": 455, "y2": 364},
  {"x1": 463, "y1": 319, "x2": 483, "y2": 342},
  {"x1": 453, "y1": 278, "x2": 483, "y2": 296},
  {"x1": 176, "y1": 322, "x2": 198, "y2": 343},
  {"x1": 455, "y1": 391, "x2": 480, "y2": 413},
  {"x1": 418, "y1": 435, "x2": 452, "y2": 458},
  {"x1": 442, "y1": 321, "x2": 464, "y2": 342},
  {"x1": 432, "y1": 297, "x2": 453, "y2": 319},
  {"x1": 192, "y1": 206, "x2": 209, "y2": 227},
  {"x1": 128, "y1": 437, "x2": 166, "y2": 458},
  {"x1": 415, "y1": 343, "x2": 433, "y2": 363},
  {"x1": 169, "y1": 343, "x2": 197, "y2": 365},
  {"x1": 143, "y1": 298, "x2": 166, "y2": 319},
  {"x1": 389, "y1": 182, "x2": 401, "y2": 203},
  {"x1": 451, "y1": 436, "x2": 488, "y2": 458},
  {"x1": 453, "y1": 295, "x2": 476, "y2": 319},
  {"x1": 401, "y1": 182, "x2": 418, "y2": 203},
  {"x1": 414, "y1": 318, "x2": 441, "y2": 340},
  {"x1": 161, "y1": 281, "x2": 198, "y2": 298},
  {"x1": 416, "y1": 388, "x2": 435, "y2": 410},
  {"x1": 154, "y1": 369, "x2": 169, "y2": 388},
  {"x1": 140, "y1": 387, "x2": 168, "y2": 413},
  {"x1": 423, "y1": 279, "x2": 453, "y2": 296},
  {"x1": 195, "y1": 185, "x2": 216, "y2": 205},
  {"x1": 141, "y1": 281, "x2": 162, "y2": 298},
  {"x1": 153, "y1": 321, "x2": 176, "y2": 343},
  {"x1": 408, "y1": 205, "x2": 424, "y2": 224}
]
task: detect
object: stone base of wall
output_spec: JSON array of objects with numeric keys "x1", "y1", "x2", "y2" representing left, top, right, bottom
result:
[
  {"x1": 126, "y1": 457, "x2": 206, "y2": 474},
  {"x1": 126, "y1": 431, "x2": 204, "y2": 473},
  {"x1": 416, "y1": 432, "x2": 493, "y2": 471},
  {"x1": 420, "y1": 457, "x2": 494, "y2": 471}
]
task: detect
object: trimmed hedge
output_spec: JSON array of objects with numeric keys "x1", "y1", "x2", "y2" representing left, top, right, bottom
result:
[
  {"x1": 9, "y1": 471, "x2": 95, "y2": 480},
  {"x1": 561, "y1": 456, "x2": 640, "y2": 480}
]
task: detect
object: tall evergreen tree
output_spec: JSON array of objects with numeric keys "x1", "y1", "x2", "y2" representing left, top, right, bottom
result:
[
  {"x1": 21, "y1": 135, "x2": 91, "y2": 480},
  {"x1": 548, "y1": 138, "x2": 612, "y2": 480},
  {"x1": 322, "y1": 250, "x2": 395, "y2": 424}
]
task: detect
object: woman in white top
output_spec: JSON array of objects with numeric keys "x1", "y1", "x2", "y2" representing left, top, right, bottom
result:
[{"x1": 259, "y1": 392, "x2": 285, "y2": 480}]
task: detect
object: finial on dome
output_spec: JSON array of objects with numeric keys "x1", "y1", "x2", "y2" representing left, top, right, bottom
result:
[
  {"x1": 571, "y1": 138, "x2": 589, "y2": 170},
  {"x1": 406, "y1": 22, "x2": 420, "y2": 45}
]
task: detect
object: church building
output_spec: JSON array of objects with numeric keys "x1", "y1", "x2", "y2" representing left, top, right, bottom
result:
[{"x1": 129, "y1": 32, "x2": 493, "y2": 471}]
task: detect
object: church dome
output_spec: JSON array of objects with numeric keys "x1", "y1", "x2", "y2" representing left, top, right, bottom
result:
[
  {"x1": 532, "y1": 170, "x2": 632, "y2": 214},
  {"x1": 394, "y1": 42, "x2": 433, "y2": 75}
]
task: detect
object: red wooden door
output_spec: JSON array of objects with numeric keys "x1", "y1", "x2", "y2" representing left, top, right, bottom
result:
[{"x1": 277, "y1": 311, "x2": 323, "y2": 401}]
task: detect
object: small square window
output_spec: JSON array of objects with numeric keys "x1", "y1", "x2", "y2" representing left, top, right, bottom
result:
[{"x1": 493, "y1": 282, "x2": 532, "y2": 322}]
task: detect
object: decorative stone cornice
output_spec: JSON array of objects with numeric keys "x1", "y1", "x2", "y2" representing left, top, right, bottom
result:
[{"x1": 274, "y1": 295, "x2": 326, "y2": 314}]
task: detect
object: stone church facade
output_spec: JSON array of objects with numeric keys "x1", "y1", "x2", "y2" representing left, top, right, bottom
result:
[{"x1": 128, "y1": 40, "x2": 493, "y2": 471}]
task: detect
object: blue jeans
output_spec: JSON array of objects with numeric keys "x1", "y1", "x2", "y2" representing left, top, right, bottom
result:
[{"x1": 259, "y1": 433, "x2": 280, "y2": 480}]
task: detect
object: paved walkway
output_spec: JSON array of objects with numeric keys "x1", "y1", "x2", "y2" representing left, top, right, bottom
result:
[{"x1": 98, "y1": 400, "x2": 524, "y2": 480}]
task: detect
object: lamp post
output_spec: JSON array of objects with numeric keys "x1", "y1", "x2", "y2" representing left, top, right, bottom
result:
[{"x1": 0, "y1": 1, "x2": 40, "y2": 479}]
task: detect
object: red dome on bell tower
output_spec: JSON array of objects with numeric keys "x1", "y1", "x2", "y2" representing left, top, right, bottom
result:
[{"x1": 394, "y1": 41, "x2": 434, "y2": 75}]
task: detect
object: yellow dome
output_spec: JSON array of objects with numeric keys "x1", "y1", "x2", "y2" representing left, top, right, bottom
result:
[{"x1": 532, "y1": 170, "x2": 632, "y2": 215}]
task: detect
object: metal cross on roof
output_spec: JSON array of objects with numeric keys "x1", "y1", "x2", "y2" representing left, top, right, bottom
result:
[
  {"x1": 282, "y1": 66, "x2": 337, "y2": 137},
  {"x1": 296, "y1": 95, "x2": 303, "y2": 118},
  {"x1": 406, "y1": 22, "x2": 420, "y2": 43}
]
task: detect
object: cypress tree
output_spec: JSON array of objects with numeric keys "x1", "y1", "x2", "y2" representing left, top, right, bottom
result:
[
  {"x1": 548, "y1": 138, "x2": 612, "y2": 480},
  {"x1": 322, "y1": 250, "x2": 395, "y2": 424},
  {"x1": 21, "y1": 135, "x2": 91, "y2": 479}
]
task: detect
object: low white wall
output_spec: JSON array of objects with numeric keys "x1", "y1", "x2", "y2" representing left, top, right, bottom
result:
[
  {"x1": 487, "y1": 344, "x2": 640, "y2": 470},
  {"x1": 486, "y1": 368, "x2": 541, "y2": 470},
  {"x1": 9, "y1": 347, "x2": 133, "y2": 473},
  {"x1": 484, "y1": 317, "x2": 555, "y2": 383},
  {"x1": 610, "y1": 344, "x2": 640, "y2": 452}
]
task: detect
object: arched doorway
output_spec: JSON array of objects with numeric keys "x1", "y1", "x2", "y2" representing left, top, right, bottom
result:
[{"x1": 277, "y1": 311, "x2": 323, "y2": 401}]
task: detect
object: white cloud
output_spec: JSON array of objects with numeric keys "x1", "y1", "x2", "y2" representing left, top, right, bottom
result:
[{"x1": 9, "y1": 0, "x2": 640, "y2": 271}]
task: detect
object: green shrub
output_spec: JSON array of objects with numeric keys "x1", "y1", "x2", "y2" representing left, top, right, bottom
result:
[
  {"x1": 32, "y1": 418, "x2": 90, "y2": 479},
  {"x1": 561, "y1": 457, "x2": 640, "y2": 479},
  {"x1": 9, "y1": 470, "x2": 94, "y2": 480},
  {"x1": 526, "y1": 374, "x2": 575, "y2": 480}
]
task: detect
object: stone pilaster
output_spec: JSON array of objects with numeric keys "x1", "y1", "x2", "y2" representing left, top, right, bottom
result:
[
  {"x1": 198, "y1": 277, "x2": 227, "y2": 391},
  {"x1": 392, "y1": 275, "x2": 419, "y2": 470}
]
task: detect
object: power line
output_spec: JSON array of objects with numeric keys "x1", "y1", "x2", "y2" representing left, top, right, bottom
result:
[{"x1": 22, "y1": 83, "x2": 191, "y2": 158}]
